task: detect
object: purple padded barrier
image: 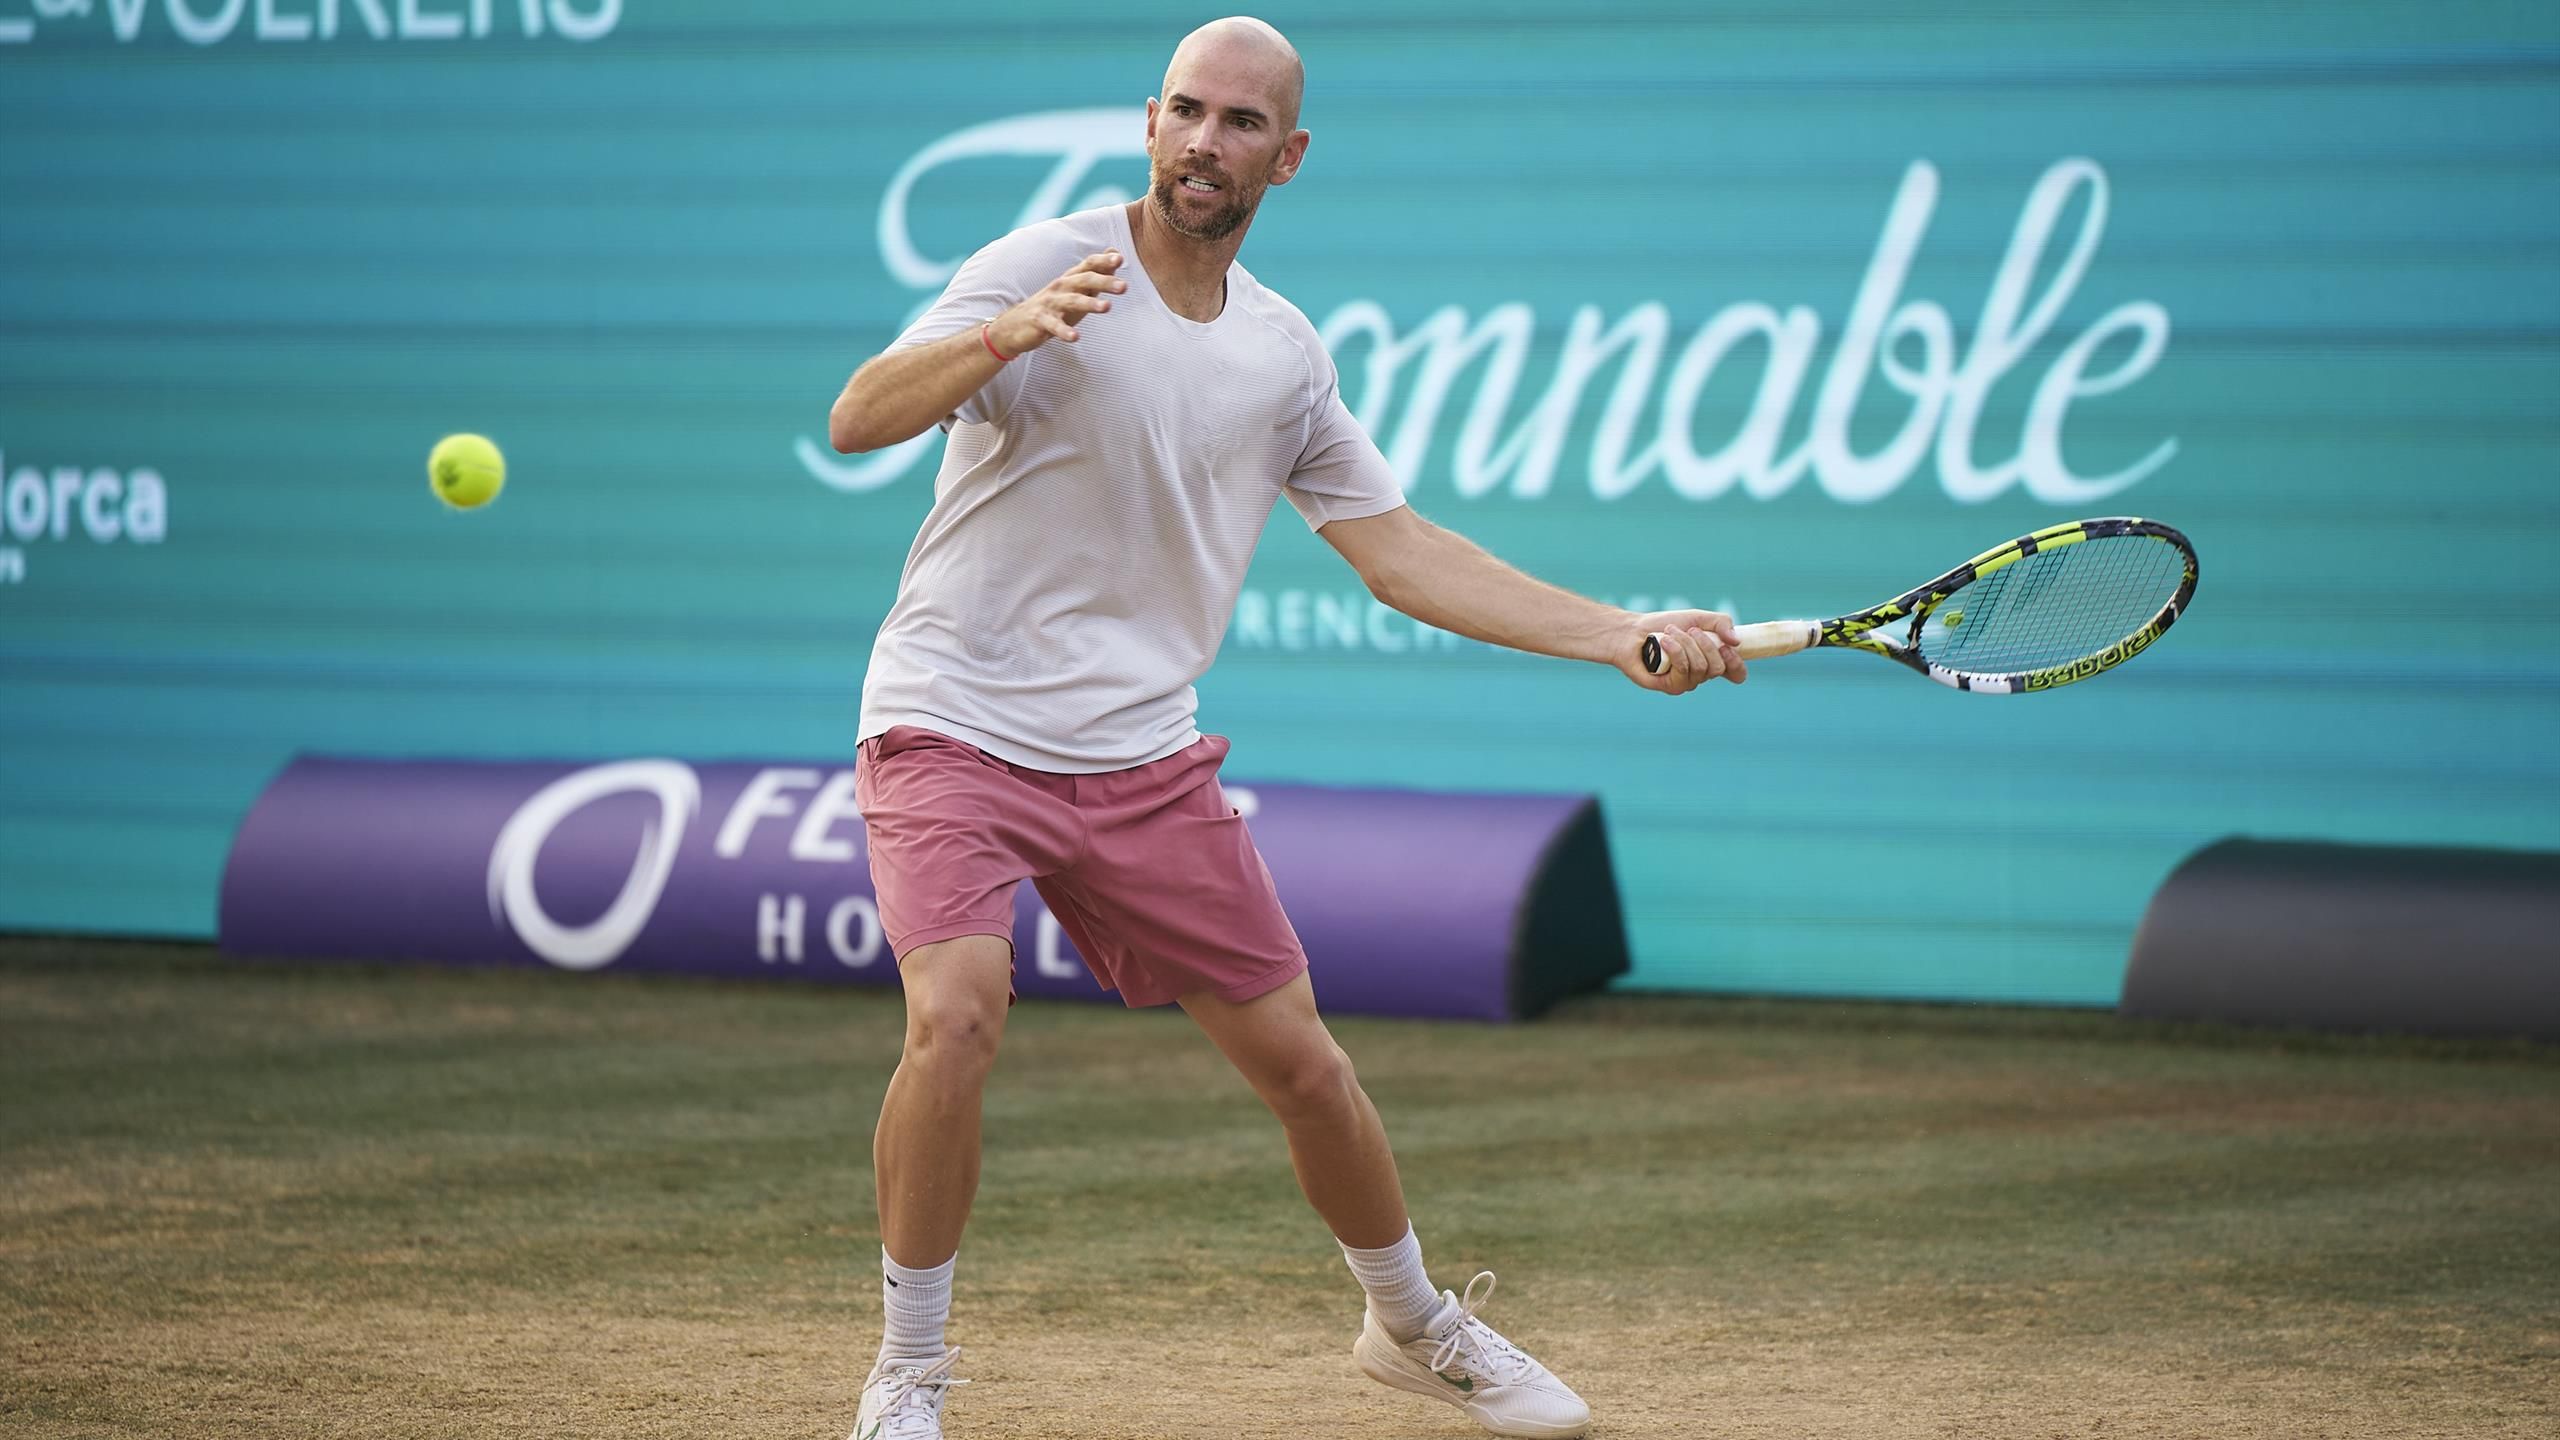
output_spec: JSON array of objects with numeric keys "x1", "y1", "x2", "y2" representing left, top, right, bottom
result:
[{"x1": 215, "y1": 755, "x2": 1631, "y2": 1021}]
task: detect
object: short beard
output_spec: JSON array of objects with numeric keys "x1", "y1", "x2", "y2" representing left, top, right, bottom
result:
[{"x1": 1149, "y1": 170, "x2": 1256, "y2": 242}]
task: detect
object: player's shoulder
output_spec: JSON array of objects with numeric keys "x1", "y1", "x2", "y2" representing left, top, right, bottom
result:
[
  {"x1": 964, "y1": 206, "x2": 1122, "y2": 283},
  {"x1": 1227, "y1": 264, "x2": 1331, "y2": 386}
]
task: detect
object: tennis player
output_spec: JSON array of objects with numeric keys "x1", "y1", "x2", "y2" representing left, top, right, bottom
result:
[{"x1": 826, "y1": 17, "x2": 1742, "y2": 1438}]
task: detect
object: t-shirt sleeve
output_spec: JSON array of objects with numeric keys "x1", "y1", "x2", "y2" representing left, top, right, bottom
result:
[
  {"x1": 1283, "y1": 355, "x2": 1406, "y2": 531},
  {"x1": 886, "y1": 230, "x2": 1051, "y2": 429}
]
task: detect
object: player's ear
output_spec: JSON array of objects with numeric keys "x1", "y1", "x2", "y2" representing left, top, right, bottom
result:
[
  {"x1": 1144, "y1": 96, "x2": 1161, "y2": 145},
  {"x1": 1270, "y1": 128, "x2": 1310, "y2": 186}
]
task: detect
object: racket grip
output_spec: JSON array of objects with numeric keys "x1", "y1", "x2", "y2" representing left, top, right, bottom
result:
[
  {"x1": 1734, "y1": 620, "x2": 1819, "y2": 660},
  {"x1": 1643, "y1": 621, "x2": 1819, "y2": 675}
]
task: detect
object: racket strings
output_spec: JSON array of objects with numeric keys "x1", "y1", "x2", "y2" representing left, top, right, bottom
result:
[{"x1": 1918, "y1": 536, "x2": 2186, "y2": 675}]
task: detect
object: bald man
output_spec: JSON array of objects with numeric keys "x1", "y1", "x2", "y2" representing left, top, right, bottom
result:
[{"x1": 827, "y1": 17, "x2": 1742, "y2": 1439}]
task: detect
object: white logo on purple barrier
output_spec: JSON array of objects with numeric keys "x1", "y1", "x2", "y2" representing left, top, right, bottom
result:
[{"x1": 486, "y1": 759, "x2": 700, "y2": 970}]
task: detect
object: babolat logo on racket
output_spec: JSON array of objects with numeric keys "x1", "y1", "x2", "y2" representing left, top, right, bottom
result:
[{"x1": 2019, "y1": 615, "x2": 2173, "y2": 691}]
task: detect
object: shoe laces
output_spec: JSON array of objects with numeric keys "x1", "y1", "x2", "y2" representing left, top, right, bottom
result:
[
  {"x1": 1428, "y1": 1272, "x2": 1537, "y2": 1387},
  {"x1": 869, "y1": 1347, "x2": 967, "y2": 1437}
]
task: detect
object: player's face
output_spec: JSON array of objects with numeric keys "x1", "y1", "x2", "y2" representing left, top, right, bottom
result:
[{"x1": 1146, "y1": 63, "x2": 1301, "y2": 242}]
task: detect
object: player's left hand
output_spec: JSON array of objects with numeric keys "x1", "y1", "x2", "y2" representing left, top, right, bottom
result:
[{"x1": 1619, "y1": 609, "x2": 1746, "y2": 693}]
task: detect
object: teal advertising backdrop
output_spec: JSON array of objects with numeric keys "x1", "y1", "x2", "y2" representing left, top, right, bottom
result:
[{"x1": 4, "y1": 2, "x2": 2556, "y2": 1003}]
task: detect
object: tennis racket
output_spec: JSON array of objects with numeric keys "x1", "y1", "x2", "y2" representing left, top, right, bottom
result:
[{"x1": 1643, "y1": 516, "x2": 2198, "y2": 694}]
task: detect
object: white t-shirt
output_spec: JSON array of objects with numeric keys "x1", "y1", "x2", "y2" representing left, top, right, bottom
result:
[{"x1": 857, "y1": 203, "x2": 1406, "y2": 773}]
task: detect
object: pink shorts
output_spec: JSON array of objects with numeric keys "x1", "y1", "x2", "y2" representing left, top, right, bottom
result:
[{"x1": 853, "y1": 725, "x2": 1309, "y2": 1008}]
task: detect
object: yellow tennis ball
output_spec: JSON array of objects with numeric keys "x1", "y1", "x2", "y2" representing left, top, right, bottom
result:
[{"x1": 428, "y1": 433, "x2": 505, "y2": 510}]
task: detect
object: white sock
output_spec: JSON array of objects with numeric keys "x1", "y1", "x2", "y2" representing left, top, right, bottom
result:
[
  {"x1": 879, "y1": 1247, "x2": 955, "y2": 1362},
  {"x1": 1339, "y1": 1225, "x2": 1443, "y2": 1343}
]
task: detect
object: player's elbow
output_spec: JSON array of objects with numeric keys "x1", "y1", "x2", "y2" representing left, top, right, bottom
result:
[
  {"x1": 828, "y1": 393, "x2": 883, "y2": 455},
  {"x1": 1357, "y1": 563, "x2": 1408, "y2": 611},
  {"x1": 1352, "y1": 536, "x2": 1434, "y2": 614},
  {"x1": 827, "y1": 363, "x2": 891, "y2": 453}
]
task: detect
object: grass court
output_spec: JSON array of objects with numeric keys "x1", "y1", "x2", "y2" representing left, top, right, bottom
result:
[{"x1": 4, "y1": 938, "x2": 2554, "y2": 1438}]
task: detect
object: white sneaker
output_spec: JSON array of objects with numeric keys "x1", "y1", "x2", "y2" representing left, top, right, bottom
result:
[
  {"x1": 850, "y1": 1347, "x2": 966, "y2": 1440},
  {"x1": 1353, "y1": 1272, "x2": 1591, "y2": 1438}
]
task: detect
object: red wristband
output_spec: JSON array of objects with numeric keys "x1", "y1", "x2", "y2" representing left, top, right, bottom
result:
[{"x1": 981, "y1": 322, "x2": 1015, "y2": 363}]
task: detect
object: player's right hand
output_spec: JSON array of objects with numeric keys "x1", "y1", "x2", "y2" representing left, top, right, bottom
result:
[
  {"x1": 1623, "y1": 609, "x2": 1747, "y2": 694},
  {"x1": 988, "y1": 251, "x2": 1128, "y2": 357}
]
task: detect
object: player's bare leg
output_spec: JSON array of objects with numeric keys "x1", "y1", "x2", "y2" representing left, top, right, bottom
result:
[
  {"x1": 876, "y1": 933, "x2": 1013, "y2": 1267},
  {"x1": 856, "y1": 933, "x2": 1012, "y2": 1439},
  {"x1": 1179, "y1": 973, "x2": 1408, "y2": 1246},
  {"x1": 1181, "y1": 974, "x2": 1591, "y2": 1438}
]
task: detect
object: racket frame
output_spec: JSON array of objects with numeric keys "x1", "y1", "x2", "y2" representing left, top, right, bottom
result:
[
  {"x1": 1646, "y1": 517, "x2": 2198, "y2": 694},
  {"x1": 1803, "y1": 516, "x2": 2196, "y2": 693}
]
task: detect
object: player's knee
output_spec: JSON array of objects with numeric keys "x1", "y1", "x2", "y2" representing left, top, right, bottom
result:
[
  {"x1": 1265, "y1": 1042, "x2": 1360, "y2": 1124},
  {"x1": 903, "y1": 994, "x2": 1004, "y2": 1074}
]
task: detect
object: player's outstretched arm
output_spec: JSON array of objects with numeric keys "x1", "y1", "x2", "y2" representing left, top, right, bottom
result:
[
  {"x1": 827, "y1": 251, "x2": 1128, "y2": 454},
  {"x1": 1320, "y1": 504, "x2": 1746, "y2": 694}
]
